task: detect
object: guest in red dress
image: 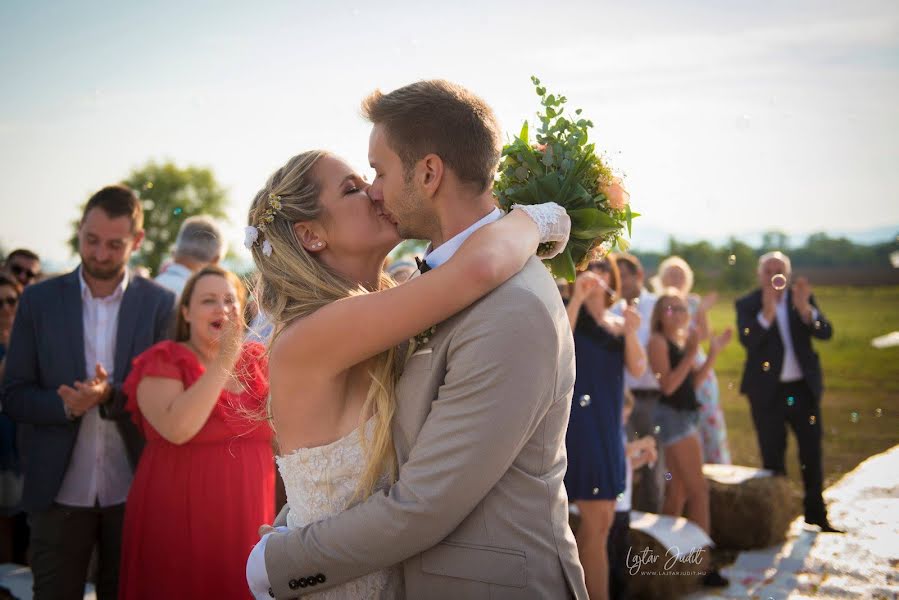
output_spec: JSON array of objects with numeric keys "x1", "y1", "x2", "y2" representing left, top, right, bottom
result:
[{"x1": 119, "y1": 266, "x2": 273, "y2": 600}]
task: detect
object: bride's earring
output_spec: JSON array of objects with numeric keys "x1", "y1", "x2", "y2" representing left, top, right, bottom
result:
[{"x1": 314, "y1": 241, "x2": 325, "y2": 249}]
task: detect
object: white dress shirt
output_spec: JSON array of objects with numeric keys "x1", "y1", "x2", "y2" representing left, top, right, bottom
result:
[
  {"x1": 154, "y1": 262, "x2": 192, "y2": 298},
  {"x1": 423, "y1": 208, "x2": 503, "y2": 268},
  {"x1": 55, "y1": 267, "x2": 134, "y2": 508},
  {"x1": 756, "y1": 293, "x2": 817, "y2": 383},
  {"x1": 611, "y1": 289, "x2": 659, "y2": 391}
]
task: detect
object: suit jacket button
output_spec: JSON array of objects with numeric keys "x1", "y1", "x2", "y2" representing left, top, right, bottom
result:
[
  {"x1": 288, "y1": 578, "x2": 300, "y2": 590},
  {"x1": 316, "y1": 573, "x2": 326, "y2": 583},
  {"x1": 297, "y1": 578, "x2": 307, "y2": 588},
  {"x1": 268, "y1": 588, "x2": 274, "y2": 598},
  {"x1": 305, "y1": 576, "x2": 317, "y2": 586}
]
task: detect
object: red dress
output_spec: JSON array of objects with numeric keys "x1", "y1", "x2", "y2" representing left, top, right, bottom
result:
[{"x1": 119, "y1": 341, "x2": 274, "y2": 600}]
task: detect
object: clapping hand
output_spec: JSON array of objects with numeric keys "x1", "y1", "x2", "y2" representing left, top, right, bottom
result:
[
  {"x1": 214, "y1": 311, "x2": 244, "y2": 369},
  {"x1": 761, "y1": 281, "x2": 778, "y2": 324},
  {"x1": 58, "y1": 362, "x2": 111, "y2": 418},
  {"x1": 791, "y1": 276, "x2": 814, "y2": 322},
  {"x1": 709, "y1": 328, "x2": 733, "y2": 355}
]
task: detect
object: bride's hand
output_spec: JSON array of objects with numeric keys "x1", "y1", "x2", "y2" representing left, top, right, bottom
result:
[{"x1": 511, "y1": 202, "x2": 571, "y2": 259}]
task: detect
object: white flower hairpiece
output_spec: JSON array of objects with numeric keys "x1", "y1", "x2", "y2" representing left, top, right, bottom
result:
[
  {"x1": 245, "y1": 193, "x2": 282, "y2": 256},
  {"x1": 244, "y1": 226, "x2": 259, "y2": 249}
]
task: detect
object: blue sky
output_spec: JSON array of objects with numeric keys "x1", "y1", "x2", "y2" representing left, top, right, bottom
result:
[{"x1": 2, "y1": 0, "x2": 897, "y2": 267}]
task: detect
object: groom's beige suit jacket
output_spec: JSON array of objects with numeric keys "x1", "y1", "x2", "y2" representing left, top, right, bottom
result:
[{"x1": 266, "y1": 257, "x2": 587, "y2": 599}]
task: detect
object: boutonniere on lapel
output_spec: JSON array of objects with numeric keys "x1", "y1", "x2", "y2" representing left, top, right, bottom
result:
[{"x1": 413, "y1": 325, "x2": 437, "y2": 347}]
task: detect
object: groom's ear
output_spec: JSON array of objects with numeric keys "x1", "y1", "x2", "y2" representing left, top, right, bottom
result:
[
  {"x1": 292, "y1": 222, "x2": 327, "y2": 253},
  {"x1": 419, "y1": 153, "x2": 445, "y2": 199}
]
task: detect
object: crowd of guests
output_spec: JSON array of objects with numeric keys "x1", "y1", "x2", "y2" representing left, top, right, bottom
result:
[
  {"x1": 558, "y1": 253, "x2": 733, "y2": 598},
  {"x1": 558, "y1": 250, "x2": 837, "y2": 599},
  {"x1": 0, "y1": 181, "x2": 836, "y2": 600}
]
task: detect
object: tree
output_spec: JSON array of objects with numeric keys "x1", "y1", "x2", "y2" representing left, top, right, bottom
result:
[
  {"x1": 759, "y1": 230, "x2": 789, "y2": 252},
  {"x1": 70, "y1": 161, "x2": 229, "y2": 275}
]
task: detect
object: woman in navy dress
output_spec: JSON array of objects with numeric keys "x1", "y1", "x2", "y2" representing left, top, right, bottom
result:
[{"x1": 564, "y1": 257, "x2": 645, "y2": 600}]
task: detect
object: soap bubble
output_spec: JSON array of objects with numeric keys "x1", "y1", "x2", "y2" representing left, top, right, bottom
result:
[
  {"x1": 653, "y1": 425, "x2": 661, "y2": 435},
  {"x1": 664, "y1": 472, "x2": 673, "y2": 481},
  {"x1": 762, "y1": 361, "x2": 770, "y2": 372},
  {"x1": 809, "y1": 415, "x2": 817, "y2": 425},
  {"x1": 579, "y1": 395, "x2": 592, "y2": 407},
  {"x1": 875, "y1": 408, "x2": 883, "y2": 418},
  {"x1": 787, "y1": 396, "x2": 795, "y2": 407},
  {"x1": 592, "y1": 487, "x2": 600, "y2": 495},
  {"x1": 771, "y1": 274, "x2": 787, "y2": 291},
  {"x1": 850, "y1": 411, "x2": 859, "y2": 424},
  {"x1": 727, "y1": 255, "x2": 737, "y2": 266}
]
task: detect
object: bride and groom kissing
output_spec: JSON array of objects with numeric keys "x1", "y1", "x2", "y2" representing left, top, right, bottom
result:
[{"x1": 245, "y1": 79, "x2": 589, "y2": 599}]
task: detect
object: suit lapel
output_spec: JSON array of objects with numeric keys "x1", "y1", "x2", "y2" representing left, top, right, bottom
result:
[
  {"x1": 114, "y1": 274, "x2": 141, "y2": 384},
  {"x1": 63, "y1": 269, "x2": 87, "y2": 381}
]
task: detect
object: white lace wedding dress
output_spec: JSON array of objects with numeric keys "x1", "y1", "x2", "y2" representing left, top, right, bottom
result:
[{"x1": 276, "y1": 418, "x2": 404, "y2": 599}]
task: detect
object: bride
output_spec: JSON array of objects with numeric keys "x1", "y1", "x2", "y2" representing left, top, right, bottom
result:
[{"x1": 244, "y1": 149, "x2": 567, "y2": 598}]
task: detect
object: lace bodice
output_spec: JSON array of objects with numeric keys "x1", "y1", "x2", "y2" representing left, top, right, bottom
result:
[{"x1": 276, "y1": 419, "x2": 403, "y2": 599}]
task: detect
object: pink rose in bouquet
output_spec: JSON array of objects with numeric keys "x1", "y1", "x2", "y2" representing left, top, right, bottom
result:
[{"x1": 602, "y1": 177, "x2": 629, "y2": 210}]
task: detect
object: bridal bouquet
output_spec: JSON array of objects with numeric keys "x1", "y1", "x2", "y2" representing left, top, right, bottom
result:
[{"x1": 494, "y1": 76, "x2": 637, "y2": 281}]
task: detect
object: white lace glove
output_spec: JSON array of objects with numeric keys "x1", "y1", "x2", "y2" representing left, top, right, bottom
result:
[{"x1": 512, "y1": 202, "x2": 571, "y2": 259}]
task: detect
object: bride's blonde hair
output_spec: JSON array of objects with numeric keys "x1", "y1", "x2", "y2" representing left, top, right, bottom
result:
[{"x1": 247, "y1": 150, "x2": 398, "y2": 499}]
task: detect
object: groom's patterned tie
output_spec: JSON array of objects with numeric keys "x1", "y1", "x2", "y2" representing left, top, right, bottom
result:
[{"x1": 415, "y1": 256, "x2": 431, "y2": 274}]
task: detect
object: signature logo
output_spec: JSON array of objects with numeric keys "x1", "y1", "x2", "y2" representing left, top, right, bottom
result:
[{"x1": 625, "y1": 545, "x2": 706, "y2": 576}]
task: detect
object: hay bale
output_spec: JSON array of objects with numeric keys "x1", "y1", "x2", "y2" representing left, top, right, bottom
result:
[
  {"x1": 627, "y1": 512, "x2": 710, "y2": 599},
  {"x1": 704, "y1": 464, "x2": 801, "y2": 550}
]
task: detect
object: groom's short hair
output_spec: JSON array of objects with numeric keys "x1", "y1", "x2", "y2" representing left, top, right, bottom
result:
[{"x1": 362, "y1": 80, "x2": 501, "y2": 192}]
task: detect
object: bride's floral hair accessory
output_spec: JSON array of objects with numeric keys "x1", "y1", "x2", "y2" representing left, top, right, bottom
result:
[{"x1": 244, "y1": 193, "x2": 282, "y2": 256}]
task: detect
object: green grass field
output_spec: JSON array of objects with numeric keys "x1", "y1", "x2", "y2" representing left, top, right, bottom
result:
[{"x1": 705, "y1": 285, "x2": 899, "y2": 488}]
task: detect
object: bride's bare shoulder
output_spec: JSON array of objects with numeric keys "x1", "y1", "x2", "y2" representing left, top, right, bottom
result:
[{"x1": 268, "y1": 313, "x2": 330, "y2": 365}]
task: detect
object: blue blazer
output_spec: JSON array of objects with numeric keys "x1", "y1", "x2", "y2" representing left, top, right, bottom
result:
[
  {"x1": 1, "y1": 268, "x2": 175, "y2": 512},
  {"x1": 735, "y1": 288, "x2": 833, "y2": 404}
]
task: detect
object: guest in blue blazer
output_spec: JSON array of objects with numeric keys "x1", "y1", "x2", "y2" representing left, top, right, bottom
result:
[
  {"x1": 735, "y1": 251, "x2": 840, "y2": 533},
  {"x1": 2, "y1": 185, "x2": 175, "y2": 599}
]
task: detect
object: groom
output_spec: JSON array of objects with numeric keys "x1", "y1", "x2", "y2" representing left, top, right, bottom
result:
[{"x1": 248, "y1": 80, "x2": 587, "y2": 599}]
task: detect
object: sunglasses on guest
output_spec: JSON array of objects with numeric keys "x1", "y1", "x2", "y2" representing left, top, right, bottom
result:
[{"x1": 10, "y1": 264, "x2": 39, "y2": 281}]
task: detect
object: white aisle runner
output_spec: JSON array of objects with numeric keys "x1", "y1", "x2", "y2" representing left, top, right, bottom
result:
[{"x1": 688, "y1": 444, "x2": 899, "y2": 599}]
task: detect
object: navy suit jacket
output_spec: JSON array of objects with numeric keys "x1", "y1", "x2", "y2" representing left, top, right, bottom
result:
[
  {"x1": 1, "y1": 268, "x2": 175, "y2": 512},
  {"x1": 735, "y1": 288, "x2": 833, "y2": 404}
]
